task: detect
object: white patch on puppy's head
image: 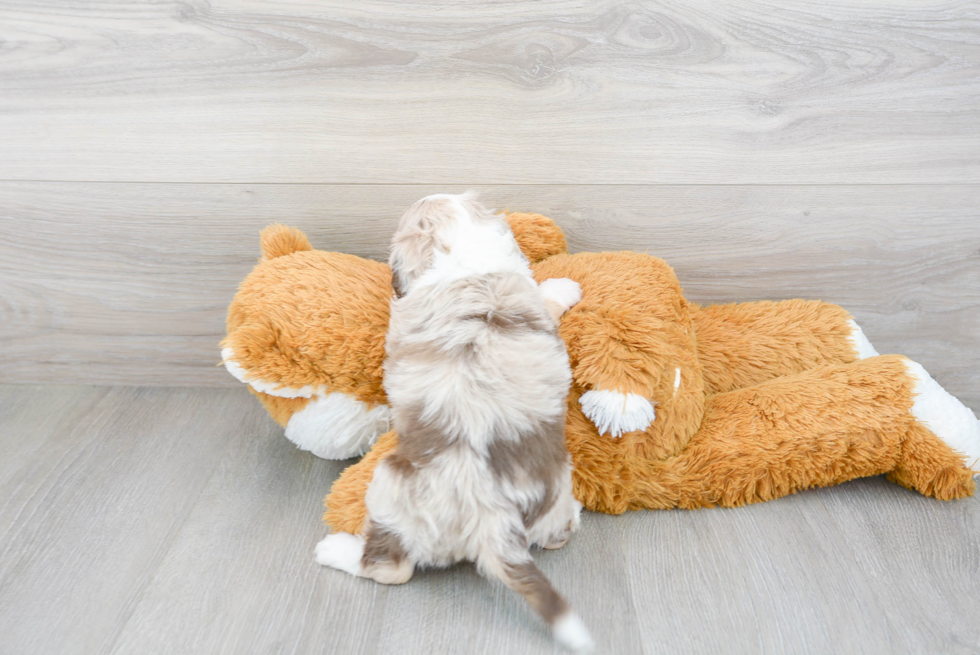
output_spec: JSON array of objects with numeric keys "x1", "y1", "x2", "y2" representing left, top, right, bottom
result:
[{"x1": 389, "y1": 192, "x2": 531, "y2": 297}]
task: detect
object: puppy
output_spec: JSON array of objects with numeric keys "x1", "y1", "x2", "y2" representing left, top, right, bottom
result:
[{"x1": 315, "y1": 192, "x2": 592, "y2": 651}]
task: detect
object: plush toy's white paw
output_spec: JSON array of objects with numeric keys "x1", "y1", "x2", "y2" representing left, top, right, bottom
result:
[
  {"x1": 847, "y1": 319, "x2": 879, "y2": 360},
  {"x1": 285, "y1": 393, "x2": 389, "y2": 460},
  {"x1": 905, "y1": 360, "x2": 980, "y2": 475},
  {"x1": 539, "y1": 278, "x2": 583, "y2": 311},
  {"x1": 315, "y1": 533, "x2": 366, "y2": 576},
  {"x1": 579, "y1": 390, "x2": 656, "y2": 438},
  {"x1": 221, "y1": 346, "x2": 327, "y2": 399},
  {"x1": 553, "y1": 611, "x2": 595, "y2": 653}
]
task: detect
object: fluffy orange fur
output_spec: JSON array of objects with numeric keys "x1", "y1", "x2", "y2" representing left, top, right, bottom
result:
[
  {"x1": 224, "y1": 237, "x2": 391, "y2": 406},
  {"x1": 222, "y1": 214, "x2": 975, "y2": 536},
  {"x1": 504, "y1": 212, "x2": 569, "y2": 263}
]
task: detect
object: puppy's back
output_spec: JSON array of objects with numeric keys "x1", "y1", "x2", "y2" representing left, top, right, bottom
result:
[
  {"x1": 385, "y1": 271, "x2": 571, "y2": 450},
  {"x1": 377, "y1": 193, "x2": 592, "y2": 651}
]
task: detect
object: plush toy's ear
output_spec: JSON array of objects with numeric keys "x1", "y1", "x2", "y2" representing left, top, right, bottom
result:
[
  {"x1": 505, "y1": 212, "x2": 568, "y2": 263},
  {"x1": 260, "y1": 223, "x2": 312, "y2": 260}
]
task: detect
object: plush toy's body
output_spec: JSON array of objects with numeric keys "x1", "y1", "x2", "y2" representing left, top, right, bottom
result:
[{"x1": 223, "y1": 214, "x2": 980, "y2": 535}]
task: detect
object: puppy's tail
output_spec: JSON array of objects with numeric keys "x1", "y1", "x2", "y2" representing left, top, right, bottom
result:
[
  {"x1": 260, "y1": 224, "x2": 312, "y2": 260},
  {"x1": 481, "y1": 555, "x2": 594, "y2": 652}
]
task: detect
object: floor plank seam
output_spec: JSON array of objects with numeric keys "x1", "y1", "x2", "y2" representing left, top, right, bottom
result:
[
  {"x1": 0, "y1": 390, "x2": 116, "y2": 578},
  {"x1": 98, "y1": 430, "x2": 241, "y2": 655}
]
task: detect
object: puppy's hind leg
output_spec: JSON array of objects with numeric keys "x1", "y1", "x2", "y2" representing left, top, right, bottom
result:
[
  {"x1": 528, "y1": 468, "x2": 583, "y2": 551},
  {"x1": 360, "y1": 520, "x2": 415, "y2": 585},
  {"x1": 541, "y1": 515, "x2": 576, "y2": 551},
  {"x1": 315, "y1": 520, "x2": 415, "y2": 585}
]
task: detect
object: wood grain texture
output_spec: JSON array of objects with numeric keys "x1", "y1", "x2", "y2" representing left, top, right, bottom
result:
[
  {"x1": 1, "y1": 1, "x2": 978, "y2": 183},
  {"x1": 0, "y1": 385, "x2": 109, "y2": 537},
  {"x1": 0, "y1": 385, "x2": 265, "y2": 655},
  {"x1": 369, "y1": 511, "x2": 644, "y2": 655},
  {"x1": 620, "y1": 478, "x2": 980, "y2": 654},
  {"x1": 3, "y1": 2, "x2": 978, "y2": 652},
  {"x1": 819, "y1": 478, "x2": 980, "y2": 653},
  {"x1": 1, "y1": 385, "x2": 978, "y2": 654},
  {"x1": 107, "y1": 425, "x2": 642, "y2": 655},
  {"x1": 106, "y1": 425, "x2": 383, "y2": 655},
  {"x1": 1, "y1": 182, "x2": 977, "y2": 409}
]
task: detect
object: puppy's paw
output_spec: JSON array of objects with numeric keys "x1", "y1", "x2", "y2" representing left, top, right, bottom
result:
[
  {"x1": 580, "y1": 389, "x2": 656, "y2": 438},
  {"x1": 543, "y1": 521, "x2": 573, "y2": 550},
  {"x1": 315, "y1": 532, "x2": 365, "y2": 576},
  {"x1": 539, "y1": 278, "x2": 582, "y2": 312}
]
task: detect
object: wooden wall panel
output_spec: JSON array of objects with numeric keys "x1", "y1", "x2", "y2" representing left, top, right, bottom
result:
[{"x1": 0, "y1": 1, "x2": 978, "y2": 183}]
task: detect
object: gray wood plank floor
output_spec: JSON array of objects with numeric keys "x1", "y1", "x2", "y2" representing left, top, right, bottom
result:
[{"x1": 1, "y1": 385, "x2": 977, "y2": 655}]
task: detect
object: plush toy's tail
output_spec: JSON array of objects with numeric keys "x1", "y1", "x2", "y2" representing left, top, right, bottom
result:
[{"x1": 260, "y1": 224, "x2": 312, "y2": 259}]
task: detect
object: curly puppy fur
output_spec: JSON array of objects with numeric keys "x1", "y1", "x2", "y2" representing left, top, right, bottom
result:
[{"x1": 316, "y1": 194, "x2": 593, "y2": 652}]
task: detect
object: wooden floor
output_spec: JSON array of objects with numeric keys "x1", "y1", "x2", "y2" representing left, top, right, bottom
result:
[{"x1": 0, "y1": 384, "x2": 977, "y2": 655}]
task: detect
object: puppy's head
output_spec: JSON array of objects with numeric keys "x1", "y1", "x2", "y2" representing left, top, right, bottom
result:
[{"x1": 389, "y1": 192, "x2": 517, "y2": 297}]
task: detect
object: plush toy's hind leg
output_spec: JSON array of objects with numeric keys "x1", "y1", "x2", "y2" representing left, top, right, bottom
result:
[
  {"x1": 691, "y1": 300, "x2": 877, "y2": 395},
  {"x1": 903, "y1": 360, "x2": 980, "y2": 472},
  {"x1": 886, "y1": 360, "x2": 980, "y2": 498},
  {"x1": 886, "y1": 424, "x2": 976, "y2": 499},
  {"x1": 629, "y1": 356, "x2": 977, "y2": 510}
]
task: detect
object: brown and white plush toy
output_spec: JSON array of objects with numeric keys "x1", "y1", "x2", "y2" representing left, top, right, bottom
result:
[{"x1": 222, "y1": 213, "x2": 980, "y2": 534}]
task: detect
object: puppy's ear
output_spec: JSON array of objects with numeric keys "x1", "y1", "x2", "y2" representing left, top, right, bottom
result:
[
  {"x1": 389, "y1": 197, "x2": 457, "y2": 295},
  {"x1": 390, "y1": 252, "x2": 408, "y2": 298}
]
